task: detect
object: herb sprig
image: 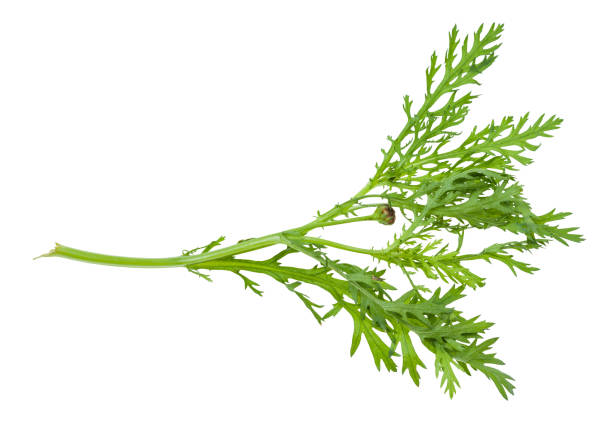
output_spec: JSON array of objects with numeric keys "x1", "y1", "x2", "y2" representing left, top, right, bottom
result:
[{"x1": 40, "y1": 24, "x2": 582, "y2": 399}]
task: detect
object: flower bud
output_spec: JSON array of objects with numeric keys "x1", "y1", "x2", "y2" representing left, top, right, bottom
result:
[{"x1": 374, "y1": 205, "x2": 396, "y2": 225}]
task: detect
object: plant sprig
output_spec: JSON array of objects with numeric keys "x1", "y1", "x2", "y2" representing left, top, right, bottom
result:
[{"x1": 39, "y1": 23, "x2": 582, "y2": 399}]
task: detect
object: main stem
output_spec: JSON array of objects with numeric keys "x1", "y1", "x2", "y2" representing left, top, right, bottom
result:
[
  {"x1": 39, "y1": 182, "x2": 381, "y2": 269},
  {"x1": 43, "y1": 233, "x2": 282, "y2": 268}
]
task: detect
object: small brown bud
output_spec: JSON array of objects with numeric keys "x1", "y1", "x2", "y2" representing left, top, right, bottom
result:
[{"x1": 374, "y1": 205, "x2": 396, "y2": 225}]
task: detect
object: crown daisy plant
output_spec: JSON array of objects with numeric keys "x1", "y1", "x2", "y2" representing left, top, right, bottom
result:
[{"x1": 39, "y1": 24, "x2": 582, "y2": 399}]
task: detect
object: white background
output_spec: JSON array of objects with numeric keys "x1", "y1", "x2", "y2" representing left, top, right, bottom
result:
[{"x1": 1, "y1": 1, "x2": 610, "y2": 420}]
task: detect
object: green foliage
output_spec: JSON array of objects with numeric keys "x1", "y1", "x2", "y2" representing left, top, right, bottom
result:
[
  {"x1": 201, "y1": 23, "x2": 580, "y2": 399},
  {"x1": 46, "y1": 23, "x2": 582, "y2": 399}
]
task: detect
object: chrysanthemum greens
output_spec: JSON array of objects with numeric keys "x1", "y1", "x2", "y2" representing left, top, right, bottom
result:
[{"x1": 40, "y1": 24, "x2": 581, "y2": 399}]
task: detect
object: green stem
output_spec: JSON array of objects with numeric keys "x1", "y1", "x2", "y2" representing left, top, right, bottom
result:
[
  {"x1": 301, "y1": 236, "x2": 378, "y2": 257},
  {"x1": 308, "y1": 187, "x2": 374, "y2": 225},
  {"x1": 295, "y1": 214, "x2": 377, "y2": 232},
  {"x1": 40, "y1": 212, "x2": 382, "y2": 268},
  {"x1": 42, "y1": 234, "x2": 282, "y2": 268}
]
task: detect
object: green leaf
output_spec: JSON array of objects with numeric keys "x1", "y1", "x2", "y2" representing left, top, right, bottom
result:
[
  {"x1": 182, "y1": 235, "x2": 226, "y2": 256},
  {"x1": 235, "y1": 271, "x2": 263, "y2": 296},
  {"x1": 350, "y1": 313, "x2": 363, "y2": 356},
  {"x1": 434, "y1": 345, "x2": 461, "y2": 398},
  {"x1": 363, "y1": 326, "x2": 397, "y2": 372},
  {"x1": 398, "y1": 326, "x2": 426, "y2": 385}
]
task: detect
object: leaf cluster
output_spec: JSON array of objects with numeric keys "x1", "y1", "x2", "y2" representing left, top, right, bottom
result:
[{"x1": 182, "y1": 24, "x2": 583, "y2": 398}]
